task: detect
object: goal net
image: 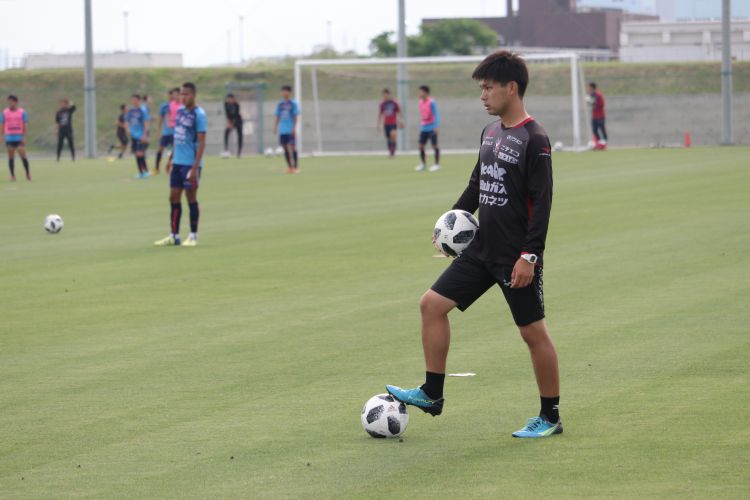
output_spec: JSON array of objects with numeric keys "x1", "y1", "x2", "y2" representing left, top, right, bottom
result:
[{"x1": 293, "y1": 52, "x2": 591, "y2": 155}]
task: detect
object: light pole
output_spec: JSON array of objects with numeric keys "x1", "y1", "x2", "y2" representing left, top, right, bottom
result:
[
  {"x1": 123, "y1": 11, "x2": 129, "y2": 52},
  {"x1": 84, "y1": 0, "x2": 97, "y2": 158},
  {"x1": 721, "y1": 0, "x2": 733, "y2": 145},
  {"x1": 397, "y1": 0, "x2": 408, "y2": 151},
  {"x1": 239, "y1": 15, "x2": 245, "y2": 63}
]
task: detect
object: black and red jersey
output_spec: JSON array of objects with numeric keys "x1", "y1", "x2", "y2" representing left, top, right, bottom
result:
[{"x1": 453, "y1": 117, "x2": 553, "y2": 266}]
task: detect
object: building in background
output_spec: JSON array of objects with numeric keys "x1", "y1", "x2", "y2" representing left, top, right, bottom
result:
[
  {"x1": 24, "y1": 52, "x2": 182, "y2": 70},
  {"x1": 655, "y1": 0, "x2": 750, "y2": 21},
  {"x1": 620, "y1": 19, "x2": 750, "y2": 62},
  {"x1": 577, "y1": 0, "x2": 656, "y2": 16},
  {"x1": 424, "y1": 0, "x2": 656, "y2": 55}
]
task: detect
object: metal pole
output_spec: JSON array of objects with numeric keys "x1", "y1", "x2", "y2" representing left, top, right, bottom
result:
[
  {"x1": 570, "y1": 53, "x2": 581, "y2": 150},
  {"x1": 311, "y1": 67, "x2": 323, "y2": 153},
  {"x1": 721, "y1": 0, "x2": 733, "y2": 145},
  {"x1": 123, "y1": 11, "x2": 129, "y2": 52},
  {"x1": 239, "y1": 16, "x2": 245, "y2": 63},
  {"x1": 256, "y1": 84, "x2": 265, "y2": 155},
  {"x1": 294, "y1": 62, "x2": 303, "y2": 152},
  {"x1": 397, "y1": 0, "x2": 408, "y2": 152},
  {"x1": 84, "y1": 0, "x2": 97, "y2": 158}
]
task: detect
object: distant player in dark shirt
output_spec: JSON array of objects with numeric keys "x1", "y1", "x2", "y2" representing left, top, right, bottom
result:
[
  {"x1": 377, "y1": 88, "x2": 402, "y2": 157},
  {"x1": 588, "y1": 82, "x2": 607, "y2": 150},
  {"x1": 55, "y1": 98, "x2": 76, "y2": 161},
  {"x1": 386, "y1": 51, "x2": 561, "y2": 439},
  {"x1": 223, "y1": 94, "x2": 243, "y2": 158},
  {"x1": 108, "y1": 105, "x2": 129, "y2": 159}
]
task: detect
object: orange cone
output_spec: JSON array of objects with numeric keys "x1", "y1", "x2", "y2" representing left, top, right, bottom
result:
[{"x1": 684, "y1": 130, "x2": 692, "y2": 148}]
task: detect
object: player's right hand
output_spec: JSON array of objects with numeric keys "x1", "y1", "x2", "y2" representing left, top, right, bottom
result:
[{"x1": 166, "y1": 160, "x2": 172, "y2": 174}]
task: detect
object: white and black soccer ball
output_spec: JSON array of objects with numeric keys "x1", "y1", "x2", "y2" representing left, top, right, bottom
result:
[
  {"x1": 44, "y1": 214, "x2": 64, "y2": 234},
  {"x1": 274, "y1": 146, "x2": 284, "y2": 156},
  {"x1": 264, "y1": 147, "x2": 274, "y2": 157},
  {"x1": 361, "y1": 394, "x2": 409, "y2": 438},
  {"x1": 433, "y1": 209, "x2": 479, "y2": 258},
  {"x1": 553, "y1": 141, "x2": 564, "y2": 152}
]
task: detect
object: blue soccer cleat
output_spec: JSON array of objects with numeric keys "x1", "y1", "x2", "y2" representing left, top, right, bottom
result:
[
  {"x1": 512, "y1": 416, "x2": 563, "y2": 438},
  {"x1": 385, "y1": 385, "x2": 444, "y2": 416}
]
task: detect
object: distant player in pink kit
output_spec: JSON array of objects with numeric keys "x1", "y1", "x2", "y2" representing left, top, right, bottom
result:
[
  {"x1": 415, "y1": 85, "x2": 440, "y2": 172},
  {"x1": 155, "y1": 88, "x2": 181, "y2": 174},
  {"x1": 377, "y1": 88, "x2": 402, "y2": 157},
  {"x1": 0, "y1": 95, "x2": 31, "y2": 181}
]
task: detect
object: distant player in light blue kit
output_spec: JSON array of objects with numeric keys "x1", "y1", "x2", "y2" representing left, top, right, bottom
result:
[
  {"x1": 126, "y1": 94, "x2": 151, "y2": 178},
  {"x1": 154, "y1": 82, "x2": 207, "y2": 247},
  {"x1": 273, "y1": 85, "x2": 300, "y2": 173}
]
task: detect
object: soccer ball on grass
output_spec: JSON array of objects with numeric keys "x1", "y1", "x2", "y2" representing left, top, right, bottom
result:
[
  {"x1": 44, "y1": 214, "x2": 64, "y2": 234},
  {"x1": 361, "y1": 394, "x2": 409, "y2": 438},
  {"x1": 433, "y1": 209, "x2": 479, "y2": 257}
]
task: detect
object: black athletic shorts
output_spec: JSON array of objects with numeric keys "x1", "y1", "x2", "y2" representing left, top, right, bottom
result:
[
  {"x1": 384, "y1": 124, "x2": 397, "y2": 139},
  {"x1": 431, "y1": 252, "x2": 545, "y2": 327},
  {"x1": 419, "y1": 130, "x2": 438, "y2": 146},
  {"x1": 131, "y1": 138, "x2": 148, "y2": 153}
]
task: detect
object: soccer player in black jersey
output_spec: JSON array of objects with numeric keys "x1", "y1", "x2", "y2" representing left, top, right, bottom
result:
[
  {"x1": 55, "y1": 98, "x2": 76, "y2": 161},
  {"x1": 108, "y1": 105, "x2": 129, "y2": 159},
  {"x1": 223, "y1": 94, "x2": 243, "y2": 158},
  {"x1": 387, "y1": 50, "x2": 561, "y2": 438}
]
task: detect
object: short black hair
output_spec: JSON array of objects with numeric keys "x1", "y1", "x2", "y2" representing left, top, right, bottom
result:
[
  {"x1": 8, "y1": 95, "x2": 18, "y2": 102},
  {"x1": 131, "y1": 94, "x2": 140, "y2": 99},
  {"x1": 382, "y1": 88, "x2": 391, "y2": 94},
  {"x1": 182, "y1": 82, "x2": 196, "y2": 93},
  {"x1": 281, "y1": 85, "x2": 292, "y2": 92},
  {"x1": 471, "y1": 50, "x2": 529, "y2": 98},
  {"x1": 419, "y1": 85, "x2": 430, "y2": 94},
  {"x1": 589, "y1": 82, "x2": 597, "y2": 89},
  {"x1": 170, "y1": 87, "x2": 180, "y2": 93},
  {"x1": 142, "y1": 94, "x2": 149, "y2": 100},
  {"x1": 226, "y1": 93, "x2": 235, "y2": 98},
  {"x1": 120, "y1": 104, "x2": 126, "y2": 111}
]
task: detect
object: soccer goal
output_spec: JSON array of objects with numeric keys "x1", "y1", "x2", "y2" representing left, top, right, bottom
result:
[{"x1": 293, "y1": 51, "x2": 593, "y2": 155}]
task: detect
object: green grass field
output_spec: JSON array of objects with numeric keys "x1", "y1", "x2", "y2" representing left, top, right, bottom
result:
[{"x1": 1, "y1": 147, "x2": 749, "y2": 498}]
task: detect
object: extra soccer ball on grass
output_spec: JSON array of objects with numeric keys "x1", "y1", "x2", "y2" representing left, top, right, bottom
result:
[
  {"x1": 361, "y1": 394, "x2": 409, "y2": 438},
  {"x1": 433, "y1": 209, "x2": 479, "y2": 257},
  {"x1": 44, "y1": 214, "x2": 64, "y2": 234}
]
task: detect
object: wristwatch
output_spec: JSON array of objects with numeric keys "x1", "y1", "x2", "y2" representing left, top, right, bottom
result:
[{"x1": 521, "y1": 253, "x2": 538, "y2": 264}]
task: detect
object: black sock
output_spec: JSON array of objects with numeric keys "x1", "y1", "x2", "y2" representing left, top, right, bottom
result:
[
  {"x1": 136, "y1": 156, "x2": 143, "y2": 173},
  {"x1": 435, "y1": 148, "x2": 440, "y2": 165},
  {"x1": 292, "y1": 150, "x2": 298, "y2": 167},
  {"x1": 540, "y1": 396, "x2": 560, "y2": 423},
  {"x1": 188, "y1": 201, "x2": 199, "y2": 233},
  {"x1": 420, "y1": 371, "x2": 445, "y2": 400},
  {"x1": 8, "y1": 158, "x2": 15, "y2": 176},
  {"x1": 118, "y1": 150, "x2": 124, "y2": 159},
  {"x1": 170, "y1": 202, "x2": 182, "y2": 235},
  {"x1": 419, "y1": 149, "x2": 426, "y2": 164},
  {"x1": 21, "y1": 157, "x2": 29, "y2": 174},
  {"x1": 156, "y1": 151, "x2": 162, "y2": 169}
]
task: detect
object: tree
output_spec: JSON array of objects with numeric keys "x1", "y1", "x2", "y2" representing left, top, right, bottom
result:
[
  {"x1": 369, "y1": 20, "x2": 498, "y2": 58},
  {"x1": 369, "y1": 31, "x2": 397, "y2": 57}
]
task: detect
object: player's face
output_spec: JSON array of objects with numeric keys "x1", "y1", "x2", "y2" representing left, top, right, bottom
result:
[
  {"x1": 8, "y1": 99, "x2": 17, "y2": 110},
  {"x1": 131, "y1": 96, "x2": 140, "y2": 107},
  {"x1": 281, "y1": 90, "x2": 291, "y2": 100},
  {"x1": 479, "y1": 79, "x2": 512, "y2": 117},
  {"x1": 170, "y1": 91, "x2": 179, "y2": 101},
  {"x1": 382, "y1": 91, "x2": 390, "y2": 100},
  {"x1": 419, "y1": 89, "x2": 427, "y2": 100},
  {"x1": 181, "y1": 88, "x2": 195, "y2": 107}
]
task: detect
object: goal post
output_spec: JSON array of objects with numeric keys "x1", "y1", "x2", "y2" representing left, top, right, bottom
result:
[{"x1": 294, "y1": 51, "x2": 591, "y2": 155}]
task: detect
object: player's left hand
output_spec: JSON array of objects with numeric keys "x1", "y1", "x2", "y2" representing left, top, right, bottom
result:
[
  {"x1": 187, "y1": 166, "x2": 199, "y2": 185},
  {"x1": 510, "y1": 257, "x2": 534, "y2": 288}
]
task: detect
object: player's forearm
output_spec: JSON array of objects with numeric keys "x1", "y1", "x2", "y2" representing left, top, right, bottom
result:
[{"x1": 193, "y1": 134, "x2": 206, "y2": 168}]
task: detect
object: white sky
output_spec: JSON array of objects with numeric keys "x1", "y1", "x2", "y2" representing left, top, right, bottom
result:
[{"x1": 0, "y1": 0, "x2": 509, "y2": 67}]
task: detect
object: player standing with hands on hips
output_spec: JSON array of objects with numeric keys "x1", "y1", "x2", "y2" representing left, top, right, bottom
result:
[
  {"x1": 154, "y1": 83, "x2": 207, "y2": 247},
  {"x1": 387, "y1": 51, "x2": 561, "y2": 438}
]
